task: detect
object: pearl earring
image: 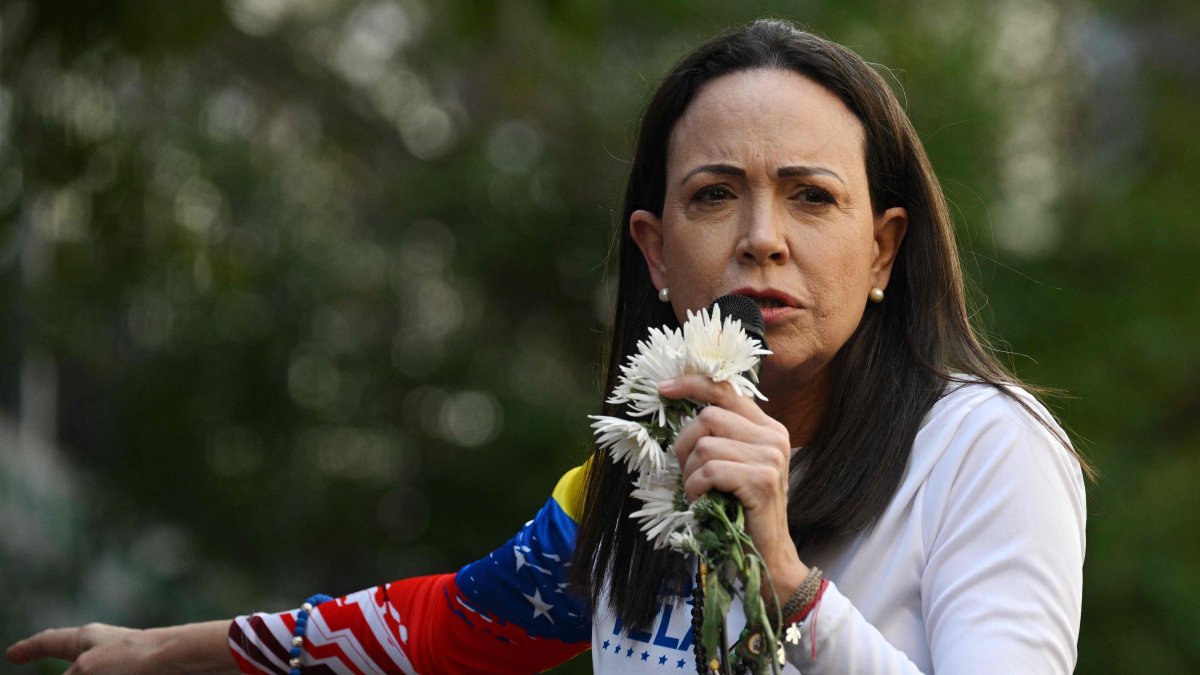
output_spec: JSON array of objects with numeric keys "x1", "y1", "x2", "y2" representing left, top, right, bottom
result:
[
  {"x1": 658, "y1": 287, "x2": 671, "y2": 303},
  {"x1": 868, "y1": 287, "x2": 885, "y2": 303}
]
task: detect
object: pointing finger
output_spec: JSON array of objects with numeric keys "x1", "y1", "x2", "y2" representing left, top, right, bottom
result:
[{"x1": 6, "y1": 627, "x2": 86, "y2": 664}]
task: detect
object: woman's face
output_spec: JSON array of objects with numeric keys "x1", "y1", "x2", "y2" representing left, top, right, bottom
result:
[{"x1": 630, "y1": 68, "x2": 907, "y2": 391}]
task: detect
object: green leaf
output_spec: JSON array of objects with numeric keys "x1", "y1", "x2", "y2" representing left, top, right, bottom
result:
[
  {"x1": 695, "y1": 529, "x2": 722, "y2": 552},
  {"x1": 702, "y1": 573, "x2": 733, "y2": 661},
  {"x1": 744, "y1": 559, "x2": 762, "y2": 618}
]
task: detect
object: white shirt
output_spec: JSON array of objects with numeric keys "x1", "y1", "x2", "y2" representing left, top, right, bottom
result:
[{"x1": 592, "y1": 382, "x2": 1086, "y2": 674}]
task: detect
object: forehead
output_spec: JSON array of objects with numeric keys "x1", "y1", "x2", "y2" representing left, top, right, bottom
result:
[{"x1": 667, "y1": 69, "x2": 866, "y2": 180}]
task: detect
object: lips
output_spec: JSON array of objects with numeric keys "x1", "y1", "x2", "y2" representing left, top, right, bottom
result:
[
  {"x1": 730, "y1": 287, "x2": 800, "y2": 309},
  {"x1": 729, "y1": 287, "x2": 801, "y2": 324}
]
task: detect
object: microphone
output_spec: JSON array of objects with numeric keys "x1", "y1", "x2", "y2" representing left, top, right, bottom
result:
[{"x1": 710, "y1": 294, "x2": 769, "y2": 375}]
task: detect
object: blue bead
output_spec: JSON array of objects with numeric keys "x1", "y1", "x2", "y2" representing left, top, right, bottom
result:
[{"x1": 288, "y1": 592, "x2": 330, "y2": 674}]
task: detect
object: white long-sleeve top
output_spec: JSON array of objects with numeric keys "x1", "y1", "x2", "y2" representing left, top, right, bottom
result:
[{"x1": 592, "y1": 381, "x2": 1087, "y2": 674}]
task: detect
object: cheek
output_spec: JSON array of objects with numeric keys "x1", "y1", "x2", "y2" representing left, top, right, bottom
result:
[
  {"x1": 662, "y1": 233, "x2": 728, "y2": 305},
  {"x1": 805, "y1": 236, "x2": 874, "y2": 329},
  {"x1": 826, "y1": 228, "x2": 877, "y2": 288}
]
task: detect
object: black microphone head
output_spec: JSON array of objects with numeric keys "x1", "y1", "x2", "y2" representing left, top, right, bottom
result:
[{"x1": 711, "y1": 294, "x2": 768, "y2": 352}]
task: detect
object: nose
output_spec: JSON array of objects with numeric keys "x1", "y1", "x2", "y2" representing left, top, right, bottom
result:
[{"x1": 737, "y1": 200, "x2": 789, "y2": 266}]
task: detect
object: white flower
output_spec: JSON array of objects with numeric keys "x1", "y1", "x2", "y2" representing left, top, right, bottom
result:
[
  {"x1": 667, "y1": 529, "x2": 697, "y2": 553},
  {"x1": 589, "y1": 415, "x2": 668, "y2": 475},
  {"x1": 629, "y1": 466, "x2": 695, "y2": 551},
  {"x1": 681, "y1": 305, "x2": 771, "y2": 400},
  {"x1": 784, "y1": 623, "x2": 803, "y2": 645},
  {"x1": 608, "y1": 326, "x2": 686, "y2": 426},
  {"x1": 777, "y1": 643, "x2": 788, "y2": 665}
]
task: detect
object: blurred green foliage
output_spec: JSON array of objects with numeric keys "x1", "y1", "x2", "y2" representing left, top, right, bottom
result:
[{"x1": 1, "y1": 1, "x2": 1196, "y2": 673}]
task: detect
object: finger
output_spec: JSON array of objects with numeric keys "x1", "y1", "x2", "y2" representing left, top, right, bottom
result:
[
  {"x1": 63, "y1": 651, "x2": 97, "y2": 675},
  {"x1": 673, "y1": 406, "x2": 783, "y2": 473},
  {"x1": 680, "y1": 432, "x2": 787, "y2": 481},
  {"x1": 6, "y1": 627, "x2": 85, "y2": 664},
  {"x1": 682, "y1": 455, "x2": 783, "y2": 508},
  {"x1": 63, "y1": 648, "x2": 126, "y2": 675},
  {"x1": 658, "y1": 375, "x2": 772, "y2": 423}
]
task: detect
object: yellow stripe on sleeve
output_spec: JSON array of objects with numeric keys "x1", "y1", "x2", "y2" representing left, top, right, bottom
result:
[{"x1": 551, "y1": 460, "x2": 590, "y2": 523}]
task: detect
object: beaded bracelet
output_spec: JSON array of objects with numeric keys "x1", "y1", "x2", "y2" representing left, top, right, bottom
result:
[
  {"x1": 289, "y1": 593, "x2": 332, "y2": 674},
  {"x1": 780, "y1": 566, "x2": 824, "y2": 624}
]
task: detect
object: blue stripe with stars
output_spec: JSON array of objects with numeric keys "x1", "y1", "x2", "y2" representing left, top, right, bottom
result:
[{"x1": 454, "y1": 495, "x2": 591, "y2": 644}]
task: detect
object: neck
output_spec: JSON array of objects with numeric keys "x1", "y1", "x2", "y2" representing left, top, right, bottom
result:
[{"x1": 757, "y1": 364, "x2": 830, "y2": 447}]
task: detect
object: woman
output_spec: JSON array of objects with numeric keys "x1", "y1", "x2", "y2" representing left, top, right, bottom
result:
[{"x1": 7, "y1": 19, "x2": 1087, "y2": 674}]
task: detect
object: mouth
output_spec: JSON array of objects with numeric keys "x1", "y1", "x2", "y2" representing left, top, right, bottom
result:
[
  {"x1": 726, "y1": 287, "x2": 801, "y2": 325},
  {"x1": 729, "y1": 287, "x2": 801, "y2": 313},
  {"x1": 752, "y1": 297, "x2": 786, "y2": 310}
]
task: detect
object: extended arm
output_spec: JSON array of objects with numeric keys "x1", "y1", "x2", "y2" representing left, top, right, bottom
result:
[
  {"x1": 230, "y1": 466, "x2": 591, "y2": 674},
  {"x1": 7, "y1": 467, "x2": 592, "y2": 675},
  {"x1": 7, "y1": 620, "x2": 236, "y2": 674}
]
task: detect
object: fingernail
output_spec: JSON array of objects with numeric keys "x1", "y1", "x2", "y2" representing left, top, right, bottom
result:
[{"x1": 657, "y1": 378, "x2": 677, "y2": 392}]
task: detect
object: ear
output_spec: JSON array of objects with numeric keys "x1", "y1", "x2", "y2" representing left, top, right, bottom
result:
[
  {"x1": 871, "y1": 206, "x2": 908, "y2": 289},
  {"x1": 629, "y1": 209, "x2": 669, "y2": 291}
]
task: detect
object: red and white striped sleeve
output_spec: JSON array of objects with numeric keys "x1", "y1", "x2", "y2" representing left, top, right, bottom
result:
[{"x1": 228, "y1": 466, "x2": 592, "y2": 674}]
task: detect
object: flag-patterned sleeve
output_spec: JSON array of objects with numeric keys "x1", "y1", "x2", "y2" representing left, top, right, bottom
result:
[{"x1": 228, "y1": 465, "x2": 592, "y2": 674}]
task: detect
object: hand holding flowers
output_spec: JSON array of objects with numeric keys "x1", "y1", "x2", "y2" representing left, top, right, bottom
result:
[{"x1": 589, "y1": 302, "x2": 797, "y2": 674}]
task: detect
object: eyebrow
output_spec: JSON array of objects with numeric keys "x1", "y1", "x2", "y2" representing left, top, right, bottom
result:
[{"x1": 680, "y1": 163, "x2": 845, "y2": 186}]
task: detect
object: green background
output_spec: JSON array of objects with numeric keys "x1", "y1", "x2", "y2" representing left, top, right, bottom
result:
[{"x1": 2, "y1": 0, "x2": 1197, "y2": 672}]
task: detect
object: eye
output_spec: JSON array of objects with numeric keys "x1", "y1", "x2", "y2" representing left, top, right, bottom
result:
[
  {"x1": 692, "y1": 185, "x2": 735, "y2": 203},
  {"x1": 795, "y1": 186, "x2": 835, "y2": 205}
]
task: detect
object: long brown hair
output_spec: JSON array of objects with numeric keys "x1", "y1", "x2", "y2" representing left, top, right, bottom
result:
[{"x1": 570, "y1": 18, "x2": 1090, "y2": 630}]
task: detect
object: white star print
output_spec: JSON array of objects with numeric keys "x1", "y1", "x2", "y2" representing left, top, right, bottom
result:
[
  {"x1": 523, "y1": 588, "x2": 555, "y2": 623},
  {"x1": 514, "y1": 547, "x2": 552, "y2": 575}
]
